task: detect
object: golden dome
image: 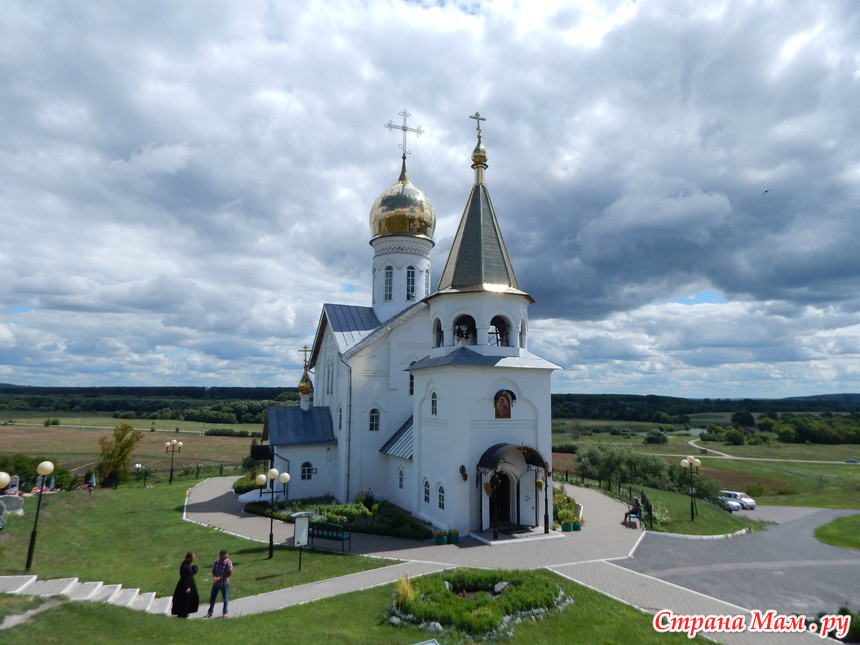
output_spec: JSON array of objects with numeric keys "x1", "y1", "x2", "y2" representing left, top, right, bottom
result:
[
  {"x1": 369, "y1": 158, "x2": 435, "y2": 240},
  {"x1": 471, "y1": 138, "x2": 487, "y2": 166},
  {"x1": 298, "y1": 363, "x2": 313, "y2": 395}
]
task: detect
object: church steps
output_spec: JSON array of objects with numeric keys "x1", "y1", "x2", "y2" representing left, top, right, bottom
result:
[{"x1": 0, "y1": 575, "x2": 174, "y2": 616}]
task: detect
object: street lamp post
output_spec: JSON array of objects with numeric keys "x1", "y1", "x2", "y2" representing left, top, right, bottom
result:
[
  {"x1": 26, "y1": 460, "x2": 54, "y2": 570},
  {"x1": 680, "y1": 455, "x2": 701, "y2": 522},
  {"x1": 164, "y1": 439, "x2": 183, "y2": 485},
  {"x1": 257, "y1": 468, "x2": 290, "y2": 558}
]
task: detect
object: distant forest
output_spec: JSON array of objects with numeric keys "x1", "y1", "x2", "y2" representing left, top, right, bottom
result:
[
  {"x1": 550, "y1": 392, "x2": 860, "y2": 422},
  {"x1": 0, "y1": 384, "x2": 300, "y2": 425},
  {"x1": 2, "y1": 384, "x2": 859, "y2": 425}
]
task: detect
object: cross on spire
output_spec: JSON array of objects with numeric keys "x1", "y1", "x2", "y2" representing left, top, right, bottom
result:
[
  {"x1": 298, "y1": 345, "x2": 311, "y2": 366},
  {"x1": 385, "y1": 108, "x2": 424, "y2": 158},
  {"x1": 470, "y1": 111, "x2": 486, "y2": 137}
]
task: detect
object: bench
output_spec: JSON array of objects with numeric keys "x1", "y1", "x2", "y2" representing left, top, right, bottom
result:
[
  {"x1": 308, "y1": 521, "x2": 351, "y2": 552},
  {"x1": 626, "y1": 509, "x2": 642, "y2": 529}
]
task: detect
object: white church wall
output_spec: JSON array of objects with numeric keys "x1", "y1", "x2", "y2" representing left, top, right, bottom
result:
[{"x1": 274, "y1": 445, "x2": 335, "y2": 501}]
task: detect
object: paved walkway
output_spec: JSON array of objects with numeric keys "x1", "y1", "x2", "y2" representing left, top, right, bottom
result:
[{"x1": 181, "y1": 478, "x2": 835, "y2": 642}]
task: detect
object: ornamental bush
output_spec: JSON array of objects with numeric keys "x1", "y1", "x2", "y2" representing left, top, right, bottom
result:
[{"x1": 392, "y1": 568, "x2": 567, "y2": 636}]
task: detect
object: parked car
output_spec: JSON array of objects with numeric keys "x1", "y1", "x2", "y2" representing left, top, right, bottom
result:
[
  {"x1": 719, "y1": 490, "x2": 756, "y2": 509},
  {"x1": 706, "y1": 496, "x2": 743, "y2": 513},
  {"x1": 847, "y1": 458, "x2": 858, "y2": 464}
]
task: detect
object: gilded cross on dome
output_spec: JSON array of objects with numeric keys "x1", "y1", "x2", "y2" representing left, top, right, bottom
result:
[
  {"x1": 385, "y1": 108, "x2": 424, "y2": 157},
  {"x1": 298, "y1": 345, "x2": 310, "y2": 366},
  {"x1": 469, "y1": 111, "x2": 486, "y2": 136}
]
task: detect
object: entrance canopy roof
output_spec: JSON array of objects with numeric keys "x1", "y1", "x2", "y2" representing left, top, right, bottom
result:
[{"x1": 477, "y1": 442, "x2": 547, "y2": 471}]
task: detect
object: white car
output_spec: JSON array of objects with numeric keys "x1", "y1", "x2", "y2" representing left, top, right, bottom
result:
[
  {"x1": 719, "y1": 490, "x2": 756, "y2": 510},
  {"x1": 718, "y1": 496, "x2": 744, "y2": 512}
]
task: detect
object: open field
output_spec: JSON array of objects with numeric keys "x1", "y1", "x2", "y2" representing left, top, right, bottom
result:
[
  {"x1": 0, "y1": 424, "x2": 253, "y2": 474},
  {"x1": 3, "y1": 410, "x2": 262, "y2": 434},
  {"x1": 551, "y1": 436, "x2": 860, "y2": 510}
]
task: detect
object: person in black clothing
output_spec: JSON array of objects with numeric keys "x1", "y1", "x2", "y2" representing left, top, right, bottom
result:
[
  {"x1": 622, "y1": 498, "x2": 641, "y2": 526},
  {"x1": 171, "y1": 551, "x2": 200, "y2": 618}
]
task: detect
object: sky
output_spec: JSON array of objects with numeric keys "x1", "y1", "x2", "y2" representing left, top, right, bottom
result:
[{"x1": 2, "y1": 0, "x2": 859, "y2": 399}]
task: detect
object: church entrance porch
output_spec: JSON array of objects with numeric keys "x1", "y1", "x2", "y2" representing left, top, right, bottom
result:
[{"x1": 478, "y1": 443, "x2": 550, "y2": 537}]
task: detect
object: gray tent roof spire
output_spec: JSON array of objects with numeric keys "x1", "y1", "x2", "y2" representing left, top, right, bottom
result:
[{"x1": 435, "y1": 113, "x2": 532, "y2": 301}]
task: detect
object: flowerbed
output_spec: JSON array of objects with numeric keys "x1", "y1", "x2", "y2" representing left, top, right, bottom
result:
[{"x1": 391, "y1": 568, "x2": 572, "y2": 637}]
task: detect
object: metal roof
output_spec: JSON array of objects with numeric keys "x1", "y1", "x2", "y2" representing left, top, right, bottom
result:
[
  {"x1": 436, "y1": 183, "x2": 531, "y2": 302},
  {"x1": 266, "y1": 405, "x2": 336, "y2": 447},
  {"x1": 409, "y1": 346, "x2": 561, "y2": 371},
  {"x1": 477, "y1": 443, "x2": 547, "y2": 470},
  {"x1": 379, "y1": 416, "x2": 413, "y2": 460},
  {"x1": 310, "y1": 304, "x2": 380, "y2": 367}
]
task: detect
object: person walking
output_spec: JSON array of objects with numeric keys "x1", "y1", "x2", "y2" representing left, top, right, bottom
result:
[
  {"x1": 170, "y1": 551, "x2": 199, "y2": 618},
  {"x1": 206, "y1": 549, "x2": 232, "y2": 617}
]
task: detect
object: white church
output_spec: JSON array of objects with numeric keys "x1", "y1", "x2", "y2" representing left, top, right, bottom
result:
[{"x1": 263, "y1": 112, "x2": 560, "y2": 538}]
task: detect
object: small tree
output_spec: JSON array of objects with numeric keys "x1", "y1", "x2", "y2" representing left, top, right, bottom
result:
[{"x1": 96, "y1": 423, "x2": 145, "y2": 486}]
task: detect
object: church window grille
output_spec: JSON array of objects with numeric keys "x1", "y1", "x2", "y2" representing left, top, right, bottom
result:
[
  {"x1": 406, "y1": 266, "x2": 416, "y2": 301},
  {"x1": 489, "y1": 316, "x2": 510, "y2": 347},
  {"x1": 384, "y1": 266, "x2": 393, "y2": 301},
  {"x1": 409, "y1": 373, "x2": 414, "y2": 396},
  {"x1": 425, "y1": 269, "x2": 431, "y2": 297},
  {"x1": 338, "y1": 407, "x2": 342, "y2": 430},
  {"x1": 398, "y1": 469, "x2": 404, "y2": 489},
  {"x1": 423, "y1": 480, "x2": 430, "y2": 503},
  {"x1": 438, "y1": 485, "x2": 445, "y2": 510},
  {"x1": 369, "y1": 409, "x2": 380, "y2": 432},
  {"x1": 431, "y1": 392, "x2": 437, "y2": 416},
  {"x1": 453, "y1": 315, "x2": 476, "y2": 346},
  {"x1": 301, "y1": 461, "x2": 314, "y2": 480}
]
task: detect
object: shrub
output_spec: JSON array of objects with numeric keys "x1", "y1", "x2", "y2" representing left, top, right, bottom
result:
[
  {"x1": 745, "y1": 483, "x2": 769, "y2": 498},
  {"x1": 553, "y1": 443, "x2": 578, "y2": 454},
  {"x1": 392, "y1": 568, "x2": 565, "y2": 636},
  {"x1": 394, "y1": 576, "x2": 416, "y2": 605},
  {"x1": 643, "y1": 429, "x2": 668, "y2": 445},
  {"x1": 724, "y1": 429, "x2": 745, "y2": 445}
]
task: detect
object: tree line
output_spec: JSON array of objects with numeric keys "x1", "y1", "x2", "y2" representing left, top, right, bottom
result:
[{"x1": 550, "y1": 393, "x2": 860, "y2": 421}]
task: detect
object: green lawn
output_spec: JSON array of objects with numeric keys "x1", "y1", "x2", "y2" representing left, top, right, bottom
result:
[
  {"x1": 0, "y1": 481, "x2": 713, "y2": 644},
  {"x1": 814, "y1": 514, "x2": 860, "y2": 550},
  {"x1": 0, "y1": 572, "x2": 710, "y2": 645},
  {"x1": 614, "y1": 485, "x2": 767, "y2": 535},
  {"x1": 0, "y1": 483, "x2": 388, "y2": 597},
  {"x1": 703, "y1": 460, "x2": 860, "y2": 509}
]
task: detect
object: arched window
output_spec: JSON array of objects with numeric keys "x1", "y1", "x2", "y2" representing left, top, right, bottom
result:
[
  {"x1": 431, "y1": 392, "x2": 437, "y2": 416},
  {"x1": 425, "y1": 269, "x2": 431, "y2": 297},
  {"x1": 494, "y1": 390, "x2": 515, "y2": 419},
  {"x1": 384, "y1": 266, "x2": 393, "y2": 301},
  {"x1": 406, "y1": 266, "x2": 416, "y2": 301},
  {"x1": 489, "y1": 316, "x2": 510, "y2": 347},
  {"x1": 423, "y1": 480, "x2": 430, "y2": 503},
  {"x1": 438, "y1": 485, "x2": 445, "y2": 509},
  {"x1": 453, "y1": 315, "x2": 476, "y2": 346},
  {"x1": 433, "y1": 319, "x2": 444, "y2": 348},
  {"x1": 369, "y1": 408, "x2": 380, "y2": 432},
  {"x1": 301, "y1": 461, "x2": 315, "y2": 480},
  {"x1": 398, "y1": 468, "x2": 404, "y2": 490},
  {"x1": 338, "y1": 407, "x2": 342, "y2": 430}
]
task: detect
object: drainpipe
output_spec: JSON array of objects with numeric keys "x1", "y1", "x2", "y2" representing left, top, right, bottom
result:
[{"x1": 340, "y1": 355, "x2": 353, "y2": 502}]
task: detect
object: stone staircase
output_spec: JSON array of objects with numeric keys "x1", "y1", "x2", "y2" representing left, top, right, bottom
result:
[{"x1": 0, "y1": 575, "x2": 172, "y2": 616}]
